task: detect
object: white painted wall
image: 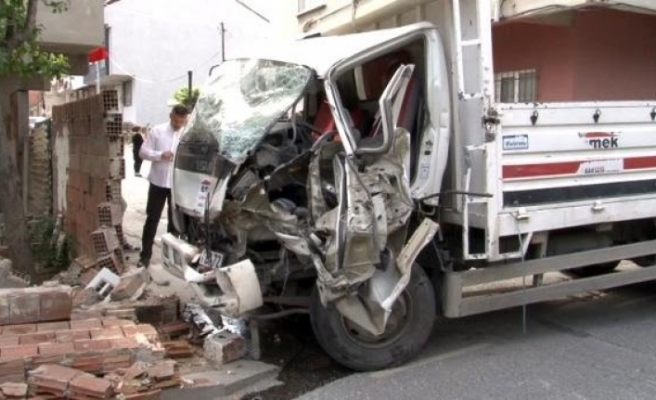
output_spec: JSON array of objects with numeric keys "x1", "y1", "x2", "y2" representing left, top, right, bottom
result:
[{"x1": 104, "y1": 0, "x2": 286, "y2": 126}]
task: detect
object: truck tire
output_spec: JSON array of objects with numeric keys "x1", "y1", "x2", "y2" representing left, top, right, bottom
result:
[{"x1": 310, "y1": 266, "x2": 436, "y2": 371}]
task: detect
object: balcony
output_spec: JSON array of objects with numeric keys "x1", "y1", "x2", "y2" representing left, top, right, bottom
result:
[{"x1": 36, "y1": 0, "x2": 104, "y2": 74}]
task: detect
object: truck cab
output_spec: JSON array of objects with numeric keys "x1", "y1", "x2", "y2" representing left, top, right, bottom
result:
[{"x1": 164, "y1": 23, "x2": 448, "y2": 371}]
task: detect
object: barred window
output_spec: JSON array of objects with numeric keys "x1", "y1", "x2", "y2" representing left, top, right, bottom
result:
[
  {"x1": 122, "y1": 80, "x2": 133, "y2": 107},
  {"x1": 495, "y1": 69, "x2": 537, "y2": 103}
]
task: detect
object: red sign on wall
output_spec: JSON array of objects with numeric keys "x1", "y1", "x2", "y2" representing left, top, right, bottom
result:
[{"x1": 88, "y1": 47, "x2": 108, "y2": 63}]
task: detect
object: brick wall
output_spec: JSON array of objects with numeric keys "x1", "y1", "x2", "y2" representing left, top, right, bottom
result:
[{"x1": 51, "y1": 91, "x2": 125, "y2": 257}]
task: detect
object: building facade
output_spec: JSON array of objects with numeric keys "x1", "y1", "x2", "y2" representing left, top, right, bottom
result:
[
  {"x1": 87, "y1": 0, "x2": 287, "y2": 126},
  {"x1": 288, "y1": 0, "x2": 656, "y2": 103}
]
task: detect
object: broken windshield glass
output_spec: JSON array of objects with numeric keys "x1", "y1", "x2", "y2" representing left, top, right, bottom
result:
[{"x1": 181, "y1": 59, "x2": 312, "y2": 164}]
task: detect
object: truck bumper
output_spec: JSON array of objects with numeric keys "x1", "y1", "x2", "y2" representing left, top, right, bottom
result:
[{"x1": 161, "y1": 233, "x2": 264, "y2": 317}]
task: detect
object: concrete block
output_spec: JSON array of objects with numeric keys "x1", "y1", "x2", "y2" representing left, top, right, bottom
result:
[
  {"x1": 203, "y1": 332, "x2": 248, "y2": 367},
  {"x1": 162, "y1": 361, "x2": 279, "y2": 399},
  {"x1": 8, "y1": 293, "x2": 40, "y2": 325},
  {"x1": 39, "y1": 291, "x2": 72, "y2": 322},
  {"x1": 110, "y1": 271, "x2": 147, "y2": 302},
  {"x1": 90, "y1": 227, "x2": 120, "y2": 254}
]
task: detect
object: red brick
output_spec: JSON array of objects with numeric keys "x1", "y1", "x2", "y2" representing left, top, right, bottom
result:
[
  {"x1": 122, "y1": 324, "x2": 158, "y2": 340},
  {"x1": 0, "y1": 382, "x2": 27, "y2": 397},
  {"x1": 69, "y1": 374, "x2": 113, "y2": 399},
  {"x1": 121, "y1": 325, "x2": 138, "y2": 338},
  {"x1": 0, "y1": 298, "x2": 9, "y2": 326},
  {"x1": 0, "y1": 346, "x2": 37, "y2": 359},
  {"x1": 55, "y1": 329, "x2": 90, "y2": 343},
  {"x1": 101, "y1": 318, "x2": 135, "y2": 328},
  {"x1": 135, "y1": 324, "x2": 159, "y2": 341},
  {"x1": 8, "y1": 293, "x2": 40, "y2": 325},
  {"x1": 39, "y1": 292, "x2": 72, "y2": 322},
  {"x1": 0, "y1": 336, "x2": 19, "y2": 347},
  {"x1": 18, "y1": 332, "x2": 55, "y2": 345},
  {"x1": 158, "y1": 321, "x2": 190, "y2": 337},
  {"x1": 1, "y1": 324, "x2": 36, "y2": 335},
  {"x1": 37, "y1": 321, "x2": 70, "y2": 332},
  {"x1": 0, "y1": 358, "x2": 25, "y2": 376},
  {"x1": 67, "y1": 353, "x2": 104, "y2": 374},
  {"x1": 111, "y1": 273, "x2": 145, "y2": 301},
  {"x1": 37, "y1": 342, "x2": 75, "y2": 356},
  {"x1": 74, "y1": 339, "x2": 110, "y2": 351},
  {"x1": 0, "y1": 375, "x2": 25, "y2": 385},
  {"x1": 89, "y1": 326, "x2": 124, "y2": 340},
  {"x1": 31, "y1": 353, "x2": 66, "y2": 367},
  {"x1": 28, "y1": 364, "x2": 81, "y2": 393},
  {"x1": 70, "y1": 318, "x2": 102, "y2": 330},
  {"x1": 102, "y1": 350, "x2": 133, "y2": 371},
  {"x1": 108, "y1": 337, "x2": 140, "y2": 349}
]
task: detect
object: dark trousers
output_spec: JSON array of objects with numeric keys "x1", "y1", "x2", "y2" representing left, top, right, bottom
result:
[
  {"x1": 133, "y1": 151, "x2": 143, "y2": 174},
  {"x1": 140, "y1": 183, "x2": 176, "y2": 261}
]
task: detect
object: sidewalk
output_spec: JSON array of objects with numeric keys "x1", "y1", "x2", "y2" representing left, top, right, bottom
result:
[{"x1": 121, "y1": 145, "x2": 192, "y2": 300}]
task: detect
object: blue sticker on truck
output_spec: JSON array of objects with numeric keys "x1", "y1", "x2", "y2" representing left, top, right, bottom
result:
[{"x1": 502, "y1": 134, "x2": 529, "y2": 150}]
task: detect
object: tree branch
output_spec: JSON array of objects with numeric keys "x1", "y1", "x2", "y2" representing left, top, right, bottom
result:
[{"x1": 5, "y1": 0, "x2": 38, "y2": 52}]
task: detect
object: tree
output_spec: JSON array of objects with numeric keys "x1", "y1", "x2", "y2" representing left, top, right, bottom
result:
[
  {"x1": 173, "y1": 86, "x2": 200, "y2": 110},
  {"x1": 0, "y1": 0, "x2": 69, "y2": 277}
]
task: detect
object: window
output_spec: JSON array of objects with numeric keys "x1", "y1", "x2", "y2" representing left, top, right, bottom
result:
[
  {"x1": 494, "y1": 69, "x2": 537, "y2": 103},
  {"x1": 298, "y1": 0, "x2": 325, "y2": 13},
  {"x1": 122, "y1": 80, "x2": 133, "y2": 107}
]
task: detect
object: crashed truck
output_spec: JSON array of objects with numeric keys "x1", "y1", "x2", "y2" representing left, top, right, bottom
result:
[{"x1": 162, "y1": 2, "x2": 656, "y2": 371}]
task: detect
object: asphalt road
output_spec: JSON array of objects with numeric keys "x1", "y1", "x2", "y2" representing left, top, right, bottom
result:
[{"x1": 297, "y1": 282, "x2": 656, "y2": 400}]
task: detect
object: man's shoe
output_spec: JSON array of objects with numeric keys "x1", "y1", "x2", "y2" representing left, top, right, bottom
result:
[
  {"x1": 137, "y1": 258, "x2": 150, "y2": 268},
  {"x1": 135, "y1": 173, "x2": 142, "y2": 177}
]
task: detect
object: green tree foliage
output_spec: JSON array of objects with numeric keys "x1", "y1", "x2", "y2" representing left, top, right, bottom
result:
[
  {"x1": 0, "y1": 0, "x2": 70, "y2": 277},
  {"x1": 0, "y1": 0, "x2": 69, "y2": 77},
  {"x1": 174, "y1": 86, "x2": 200, "y2": 110}
]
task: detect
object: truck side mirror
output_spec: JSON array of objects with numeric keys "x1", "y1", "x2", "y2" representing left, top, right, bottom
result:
[{"x1": 356, "y1": 64, "x2": 414, "y2": 155}]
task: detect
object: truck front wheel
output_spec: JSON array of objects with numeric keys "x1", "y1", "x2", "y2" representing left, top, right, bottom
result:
[{"x1": 310, "y1": 266, "x2": 436, "y2": 371}]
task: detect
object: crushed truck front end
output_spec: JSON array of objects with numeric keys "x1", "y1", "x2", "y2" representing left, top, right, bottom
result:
[{"x1": 163, "y1": 23, "x2": 447, "y2": 371}]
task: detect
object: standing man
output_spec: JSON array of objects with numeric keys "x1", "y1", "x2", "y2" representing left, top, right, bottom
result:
[
  {"x1": 138, "y1": 104, "x2": 190, "y2": 268},
  {"x1": 131, "y1": 126, "x2": 144, "y2": 177}
]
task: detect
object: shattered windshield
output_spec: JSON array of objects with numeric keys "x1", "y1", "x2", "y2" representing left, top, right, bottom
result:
[{"x1": 181, "y1": 59, "x2": 312, "y2": 164}]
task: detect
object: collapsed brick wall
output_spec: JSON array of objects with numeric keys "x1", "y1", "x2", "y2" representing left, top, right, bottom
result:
[{"x1": 51, "y1": 91, "x2": 125, "y2": 257}]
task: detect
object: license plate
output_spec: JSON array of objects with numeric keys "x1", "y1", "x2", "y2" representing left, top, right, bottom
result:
[{"x1": 199, "y1": 250, "x2": 224, "y2": 269}]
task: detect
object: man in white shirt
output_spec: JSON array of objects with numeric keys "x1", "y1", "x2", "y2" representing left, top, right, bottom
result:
[{"x1": 138, "y1": 104, "x2": 190, "y2": 267}]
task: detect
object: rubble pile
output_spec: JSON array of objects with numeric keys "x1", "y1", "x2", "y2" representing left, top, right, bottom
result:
[
  {"x1": 0, "y1": 267, "x2": 196, "y2": 400},
  {"x1": 0, "y1": 318, "x2": 164, "y2": 381},
  {"x1": 25, "y1": 362, "x2": 178, "y2": 400},
  {"x1": 0, "y1": 259, "x2": 29, "y2": 290},
  {"x1": 107, "y1": 360, "x2": 180, "y2": 397},
  {"x1": 0, "y1": 88, "x2": 265, "y2": 399}
]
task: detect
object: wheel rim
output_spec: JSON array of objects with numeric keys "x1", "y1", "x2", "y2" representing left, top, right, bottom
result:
[{"x1": 340, "y1": 291, "x2": 413, "y2": 349}]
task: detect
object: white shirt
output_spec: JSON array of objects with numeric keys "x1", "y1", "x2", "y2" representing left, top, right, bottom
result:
[{"x1": 139, "y1": 122, "x2": 182, "y2": 189}]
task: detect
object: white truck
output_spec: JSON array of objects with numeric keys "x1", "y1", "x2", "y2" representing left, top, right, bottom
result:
[{"x1": 162, "y1": 0, "x2": 656, "y2": 371}]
